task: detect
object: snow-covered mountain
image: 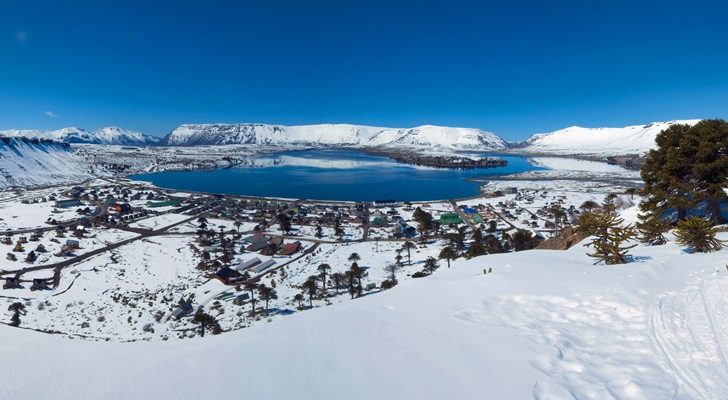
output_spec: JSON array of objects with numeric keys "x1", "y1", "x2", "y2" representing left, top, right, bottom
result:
[
  {"x1": 517, "y1": 120, "x2": 701, "y2": 156},
  {"x1": 0, "y1": 126, "x2": 158, "y2": 146},
  {"x1": 160, "y1": 123, "x2": 509, "y2": 150},
  {"x1": 0, "y1": 137, "x2": 97, "y2": 188}
]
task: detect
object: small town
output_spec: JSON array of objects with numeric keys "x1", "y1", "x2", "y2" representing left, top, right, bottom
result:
[{"x1": 0, "y1": 176, "x2": 614, "y2": 340}]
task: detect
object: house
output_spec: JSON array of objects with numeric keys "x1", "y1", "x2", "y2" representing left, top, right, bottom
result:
[
  {"x1": 233, "y1": 293, "x2": 250, "y2": 306},
  {"x1": 3, "y1": 277, "x2": 21, "y2": 289},
  {"x1": 235, "y1": 257, "x2": 262, "y2": 272},
  {"x1": 277, "y1": 241, "x2": 301, "y2": 256},
  {"x1": 439, "y1": 212, "x2": 463, "y2": 225},
  {"x1": 250, "y1": 259, "x2": 276, "y2": 274},
  {"x1": 55, "y1": 199, "x2": 81, "y2": 208},
  {"x1": 65, "y1": 239, "x2": 80, "y2": 249},
  {"x1": 30, "y1": 278, "x2": 49, "y2": 291},
  {"x1": 6, "y1": 253, "x2": 17, "y2": 261},
  {"x1": 114, "y1": 203, "x2": 132, "y2": 214},
  {"x1": 245, "y1": 233, "x2": 271, "y2": 252},
  {"x1": 214, "y1": 267, "x2": 244, "y2": 285},
  {"x1": 171, "y1": 297, "x2": 194, "y2": 319}
]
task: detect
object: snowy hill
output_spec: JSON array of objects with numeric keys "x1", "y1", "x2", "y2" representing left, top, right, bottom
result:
[
  {"x1": 0, "y1": 137, "x2": 97, "y2": 188},
  {"x1": 160, "y1": 123, "x2": 508, "y2": 150},
  {"x1": 518, "y1": 120, "x2": 701, "y2": 156},
  {"x1": 0, "y1": 126, "x2": 158, "y2": 146},
  {"x1": 1, "y1": 231, "x2": 727, "y2": 399}
]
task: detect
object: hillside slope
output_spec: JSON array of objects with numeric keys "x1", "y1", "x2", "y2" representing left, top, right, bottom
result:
[
  {"x1": 518, "y1": 120, "x2": 701, "y2": 156},
  {"x1": 1, "y1": 232, "x2": 726, "y2": 399},
  {"x1": 0, "y1": 137, "x2": 97, "y2": 188},
  {"x1": 160, "y1": 123, "x2": 508, "y2": 150}
]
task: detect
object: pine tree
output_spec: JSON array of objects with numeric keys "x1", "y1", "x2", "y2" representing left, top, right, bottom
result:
[
  {"x1": 511, "y1": 229, "x2": 539, "y2": 251},
  {"x1": 636, "y1": 214, "x2": 671, "y2": 245},
  {"x1": 438, "y1": 245, "x2": 458, "y2": 268},
  {"x1": 193, "y1": 310, "x2": 222, "y2": 337},
  {"x1": 8, "y1": 302, "x2": 25, "y2": 327},
  {"x1": 641, "y1": 120, "x2": 728, "y2": 223},
  {"x1": 578, "y1": 212, "x2": 637, "y2": 265},
  {"x1": 673, "y1": 217, "x2": 723, "y2": 253},
  {"x1": 423, "y1": 257, "x2": 439, "y2": 275}
]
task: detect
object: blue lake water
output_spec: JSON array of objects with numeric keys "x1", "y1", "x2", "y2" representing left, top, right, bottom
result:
[{"x1": 131, "y1": 149, "x2": 543, "y2": 201}]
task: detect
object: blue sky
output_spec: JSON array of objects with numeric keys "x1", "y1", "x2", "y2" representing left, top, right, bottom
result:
[{"x1": 2, "y1": 1, "x2": 728, "y2": 140}]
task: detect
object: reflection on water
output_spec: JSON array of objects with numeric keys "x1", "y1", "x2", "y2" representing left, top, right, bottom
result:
[{"x1": 132, "y1": 149, "x2": 542, "y2": 201}]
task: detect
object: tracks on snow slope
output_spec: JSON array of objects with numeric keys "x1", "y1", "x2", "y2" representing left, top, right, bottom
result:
[{"x1": 649, "y1": 273, "x2": 728, "y2": 399}]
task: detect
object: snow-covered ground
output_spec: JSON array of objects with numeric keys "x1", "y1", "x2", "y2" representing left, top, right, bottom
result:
[
  {"x1": 518, "y1": 120, "x2": 701, "y2": 156},
  {"x1": 2, "y1": 227, "x2": 727, "y2": 399}
]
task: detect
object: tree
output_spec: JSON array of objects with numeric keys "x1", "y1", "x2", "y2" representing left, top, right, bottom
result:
[
  {"x1": 511, "y1": 229, "x2": 539, "y2": 251},
  {"x1": 330, "y1": 272, "x2": 344, "y2": 295},
  {"x1": 315, "y1": 225, "x2": 323, "y2": 239},
  {"x1": 293, "y1": 293, "x2": 304, "y2": 309},
  {"x1": 465, "y1": 241, "x2": 487, "y2": 258},
  {"x1": 257, "y1": 284, "x2": 278, "y2": 315},
  {"x1": 8, "y1": 302, "x2": 25, "y2": 327},
  {"x1": 234, "y1": 220, "x2": 242, "y2": 235},
  {"x1": 301, "y1": 276, "x2": 318, "y2": 307},
  {"x1": 402, "y1": 241, "x2": 416, "y2": 265},
  {"x1": 471, "y1": 228, "x2": 483, "y2": 243},
  {"x1": 578, "y1": 211, "x2": 637, "y2": 265},
  {"x1": 348, "y1": 252, "x2": 361, "y2": 263},
  {"x1": 486, "y1": 220, "x2": 497, "y2": 233},
  {"x1": 636, "y1": 214, "x2": 671, "y2": 245},
  {"x1": 483, "y1": 235, "x2": 505, "y2": 254},
  {"x1": 413, "y1": 207, "x2": 435, "y2": 240},
  {"x1": 243, "y1": 281, "x2": 259, "y2": 315},
  {"x1": 673, "y1": 217, "x2": 723, "y2": 253},
  {"x1": 439, "y1": 246, "x2": 457, "y2": 268},
  {"x1": 580, "y1": 200, "x2": 599, "y2": 213},
  {"x1": 193, "y1": 310, "x2": 222, "y2": 337},
  {"x1": 317, "y1": 263, "x2": 331, "y2": 292},
  {"x1": 625, "y1": 188, "x2": 638, "y2": 200},
  {"x1": 277, "y1": 213, "x2": 292, "y2": 235},
  {"x1": 641, "y1": 120, "x2": 728, "y2": 224},
  {"x1": 602, "y1": 194, "x2": 618, "y2": 215},
  {"x1": 423, "y1": 257, "x2": 439, "y2": 275},
  {"x1": 383, "y1": 263, "x2": 402, "y2": 285}
]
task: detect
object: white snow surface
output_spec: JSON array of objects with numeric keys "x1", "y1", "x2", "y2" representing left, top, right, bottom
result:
[
  {"x1": 0, "y1": 137, "x2": 97, "y2": 188},
  {"x1": 0, "y1": 126, "x2": 158, "y2": 145},
  {"x1": 520, "y1": 120, "x2": 701, "y2": 156},
  {"x1": 161, "y1": 123, "x2": 509, "y2": 150},
  {"x1": 2, "y1": 232, "x2": 728, "y2": 399}
]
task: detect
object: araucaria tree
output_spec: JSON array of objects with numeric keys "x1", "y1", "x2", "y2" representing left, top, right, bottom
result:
[
  {"x1": 301, "y1": 276, "x2": 318, "y2": 307},
  {"x1": 673, "y1": 216, "x2": 723, "y2": 253},
  {"x1": 641, "y1": 119, "x2": 728, "y2": 223},
  {"x1": 401, "y1": 241, "x2": 416, "y2": 265},
  {"x1": 383, "y1": 263, "x2": 402, "y2": 285},
  {"x1": 578, "y1": 212, "x2": 637, "y2": 265},
  {"x1": 423, "y1": 257, "x2": 439, "y2": 275},
  {"x1": 317, "y1": 263, "x2": 331, "y2": 294},
  {"x1": 8, "y1": 302, "x2": 25, "y2": 327},
  {"x1": 438, "y1": 245, "x2": 457, "y2": 268},
  {"x1": 636, "y1": 214, "x2": 671, "y2": 245},
  {"x1": 193, "y1": 310, "x2": 222, "y2": 337},
  {"x1": 257, "y1": 284, "x2": 278, "y2": 315}
]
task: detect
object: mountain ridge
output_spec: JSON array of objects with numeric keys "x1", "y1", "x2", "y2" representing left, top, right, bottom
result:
[{"x1": 0, "y1": 126, "x2": 158, "y2": 146}]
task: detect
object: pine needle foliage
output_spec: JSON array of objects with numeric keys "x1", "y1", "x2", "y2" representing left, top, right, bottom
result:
[
  {"x1": 578, "y1": 212, "x2": 637, "y2": 265},
  {"x1": 673, "y1": 217, "x2": 723, "y2": 253},
  {"x1": 636, "y1": 214, "x2": 671, "y2": 245}
]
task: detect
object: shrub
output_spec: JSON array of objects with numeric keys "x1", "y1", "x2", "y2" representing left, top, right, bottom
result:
[{"x1": 674, "y1": 217, "x2": 723, "y2": 253}]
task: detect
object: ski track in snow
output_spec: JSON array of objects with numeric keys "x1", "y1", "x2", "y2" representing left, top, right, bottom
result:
[
  {"x1": 649, "y1": 273, "x2": 728, "y2": 399},
  {"x1": 456, "y1": 272, "x2": 728, "y2": 400}
]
